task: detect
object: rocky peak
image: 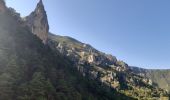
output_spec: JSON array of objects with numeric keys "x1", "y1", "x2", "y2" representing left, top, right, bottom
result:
[
  {"x1": 35, "y1": 0, "x2": 45, "y2": 14},
  {"x1": 0, "y1": 0, "x2": 7, "y2": 13},
  {"x1": 25, "y1": 0, "x2": 49, "y2": 44}
]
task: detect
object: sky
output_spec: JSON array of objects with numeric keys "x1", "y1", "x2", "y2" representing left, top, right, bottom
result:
[{"x1": 5, "y1": 0, "x2": 170, "y2": 69}]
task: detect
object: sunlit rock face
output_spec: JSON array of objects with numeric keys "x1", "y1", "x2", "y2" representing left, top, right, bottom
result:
[
  {"x1": 0, "y1": 0, "x2": 7, "y2": 13},
  {"x1": 25, "y1": 0, "x2": 49, "y2": 44}
]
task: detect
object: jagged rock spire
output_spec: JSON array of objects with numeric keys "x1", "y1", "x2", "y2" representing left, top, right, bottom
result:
[
  {"x1": 25, "y1": 0, "x2": 49, "y2": 44},
  {"x1": 36, "y1": 0, "x2": 45, "y2": 12}
]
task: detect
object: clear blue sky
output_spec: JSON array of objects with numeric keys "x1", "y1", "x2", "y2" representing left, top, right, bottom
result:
[{"x1": 6, "y1": 0, "x2": 170, "y2": 69}]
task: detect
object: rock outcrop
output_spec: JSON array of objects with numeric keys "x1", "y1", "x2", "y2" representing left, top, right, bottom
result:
[{"x1": 25, "y1": 0, "x2": 49, "y2": 44}]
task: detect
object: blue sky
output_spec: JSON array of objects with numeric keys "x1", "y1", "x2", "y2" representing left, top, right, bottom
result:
[{"x1": 6, "y1": 0, "x2": 170, "y2": 69}]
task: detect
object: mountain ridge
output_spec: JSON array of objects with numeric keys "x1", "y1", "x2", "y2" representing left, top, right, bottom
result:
[{"x1": 1, "y1": 0, "x2": 170, "y2": 99}]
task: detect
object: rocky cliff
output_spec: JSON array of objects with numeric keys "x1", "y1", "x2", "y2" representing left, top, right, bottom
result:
[{"x1": 25, "y1": 0, "x2": 49, "y2": 44}]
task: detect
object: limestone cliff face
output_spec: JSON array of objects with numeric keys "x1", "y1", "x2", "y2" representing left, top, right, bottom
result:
[
  {"x1": 0, "y1": 0, "x2": 7, "y2": 13},
  {"x1": 25, "y1": 0, "x2": 49, "y2": 44}
]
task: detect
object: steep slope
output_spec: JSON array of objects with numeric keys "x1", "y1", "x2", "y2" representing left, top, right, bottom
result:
[
  {"x1": 0, "y1": 1, "x2": 136, "y2": 100},
  {"x1": 131, "y1": 67, "x2": 170, "y2": 93},
  {"x1": 48, "y1": 34, "x2": 169, "y2": 99}
]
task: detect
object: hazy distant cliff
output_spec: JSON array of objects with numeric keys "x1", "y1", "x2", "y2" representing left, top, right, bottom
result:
[{"x1": 130, "y1": 66, "x2": 170, "y2": 92}]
